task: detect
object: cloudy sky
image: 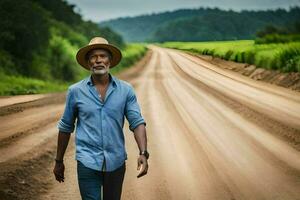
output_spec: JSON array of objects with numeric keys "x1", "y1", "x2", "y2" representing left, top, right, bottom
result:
[{"x1": 66, "y1": 0, "x2": 300, "y2": 22}]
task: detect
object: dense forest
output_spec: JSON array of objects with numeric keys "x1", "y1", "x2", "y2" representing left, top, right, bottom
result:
[
  {"x1": 255, "y1": 22, "x2": 300, "y2": 44},
  {"x1": 0, "y1": 0, "x2": 124, "y2": 83},
  {"x1": 100, "y1": 7, "x2": 300, "y2": 42}
]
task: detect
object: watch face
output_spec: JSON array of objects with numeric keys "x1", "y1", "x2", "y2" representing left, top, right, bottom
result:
[
  {"x1": 144, "y1": 151, "x2": 149, "y2": 159},
  {"x1": 140, "y1": 151, "x2": 149, "y2": 159}
]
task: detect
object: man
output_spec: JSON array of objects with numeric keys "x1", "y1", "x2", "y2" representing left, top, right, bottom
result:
[{"x1": 53, "y1": 37, "x2": 149, "y2": 200}]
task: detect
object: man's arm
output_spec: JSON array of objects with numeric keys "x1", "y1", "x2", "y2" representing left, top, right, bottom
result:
[
  {"x1": 133, "y1": 124, "x2": 149, "y2": 178},
  {"x1": 53, "y1": 131, "x2": 71, "y2": 183},
  {"x1": 125, "y1": 85, "x2": 148, "y2": 178},
  {"x1": 134, "y1": 124, "x2": 147, "y2": 153},
  {"x1": 53, "y1": 87, "x2": 77, "y2": 182}
]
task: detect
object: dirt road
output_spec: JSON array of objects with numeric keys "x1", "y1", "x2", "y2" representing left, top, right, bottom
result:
[{"x1": 0, "y1": 46, "x2": 300, "y2": 200}]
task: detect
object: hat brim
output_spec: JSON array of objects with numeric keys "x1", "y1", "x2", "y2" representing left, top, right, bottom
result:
[{"x1": 76, "y1": 43, "x2": 122, "y2": 70}]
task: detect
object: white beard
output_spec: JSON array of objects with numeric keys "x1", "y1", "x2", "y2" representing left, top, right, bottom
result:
[{"x1": 91, "y1": 67, "x2": 109, "y2": 75}]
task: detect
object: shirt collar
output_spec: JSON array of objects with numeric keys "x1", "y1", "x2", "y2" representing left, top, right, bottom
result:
[{"x1": 87, "y1": 73, "x2": 117, "y2": 87}]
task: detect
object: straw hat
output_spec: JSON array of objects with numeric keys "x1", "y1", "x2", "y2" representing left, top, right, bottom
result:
[{"x1": 76, "y1": 37, "x2": 122, "y2": 70}]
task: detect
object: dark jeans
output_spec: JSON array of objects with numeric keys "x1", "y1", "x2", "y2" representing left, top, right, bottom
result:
[{"x1": 77, "y1": 161, "x2": 126, "y2": 200}]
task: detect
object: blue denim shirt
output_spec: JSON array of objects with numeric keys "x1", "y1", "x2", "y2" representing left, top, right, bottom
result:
[{"x1": 57, "y1": 74, "x2": 146, "y2": 172}]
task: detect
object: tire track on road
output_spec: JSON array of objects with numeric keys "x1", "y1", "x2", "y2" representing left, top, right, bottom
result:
[
  {"x1": 155, "y1": 47, "x2": 300, "y2": 199},
  {"x1": 166, "y1": 48, "x2": 300, "y2": 150},
  {"x1": 167, "y1": 50, "x2": 300, "y2": 129}
]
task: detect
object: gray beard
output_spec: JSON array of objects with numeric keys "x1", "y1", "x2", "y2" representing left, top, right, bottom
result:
[{"x1": 91, "y1": 68, "x2": 109, "y2": 75}]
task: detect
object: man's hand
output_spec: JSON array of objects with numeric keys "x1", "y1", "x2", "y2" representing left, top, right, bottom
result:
[
  {"x1": 137, "y1": 155, "x2": 148, "y2": 178},
  {"x1": 53, "y1": 162, "x2": 65, "y2": 183}
]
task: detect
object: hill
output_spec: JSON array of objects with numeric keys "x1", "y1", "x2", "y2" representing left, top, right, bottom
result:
[{"x1": 100, "y1": 7, "x2": 300, "y2": 42}]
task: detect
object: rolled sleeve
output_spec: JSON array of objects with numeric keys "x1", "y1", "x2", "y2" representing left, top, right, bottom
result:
[
  {"x1": 125, "y1": 85, "x2": 146, "y2": 132},
  {"x1": 57, "y1": 87, "x2": 77, "y2": 133}
]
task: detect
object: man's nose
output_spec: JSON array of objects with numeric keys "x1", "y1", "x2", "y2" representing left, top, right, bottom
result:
[{"x1": 95, "y1": 56, "x2": 102, "y2": 63}]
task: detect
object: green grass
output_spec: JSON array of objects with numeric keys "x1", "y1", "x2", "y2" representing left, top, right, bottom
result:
[
  {"x1": 0, "y1": 43, "x2": 148, "y2": 96},
  {"x1": 161, "y1": 40, "x2": 300, "y2": 72},
  {"x1": 0, "y1": 73, "x2": 69, "y2": 95}
]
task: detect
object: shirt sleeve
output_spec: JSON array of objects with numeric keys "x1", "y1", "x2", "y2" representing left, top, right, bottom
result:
[
  {"x1": 125, "y1": 85, "x2": 146, "y2": 132},
  {"x1": 57, "y1": 87, "x2": 77, "y2": 133}
]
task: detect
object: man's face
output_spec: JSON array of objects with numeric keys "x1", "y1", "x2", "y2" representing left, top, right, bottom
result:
[{"x1": 88, "y1": 49, "x2": 111, "y2": 75}]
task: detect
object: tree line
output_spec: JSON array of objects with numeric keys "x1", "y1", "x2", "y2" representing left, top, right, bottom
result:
[{"x1": 255, "y1": 22, "x2": 300, "y2": 44}]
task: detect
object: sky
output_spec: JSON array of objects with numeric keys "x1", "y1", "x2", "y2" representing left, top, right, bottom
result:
[{"x1": 66, "y1": 0, "x2": 300, "y2": 22}]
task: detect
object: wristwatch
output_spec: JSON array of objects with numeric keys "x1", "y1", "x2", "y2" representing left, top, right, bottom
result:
[{"x1": 139, "y1": 150, "x2": 149, "y2": 159}]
